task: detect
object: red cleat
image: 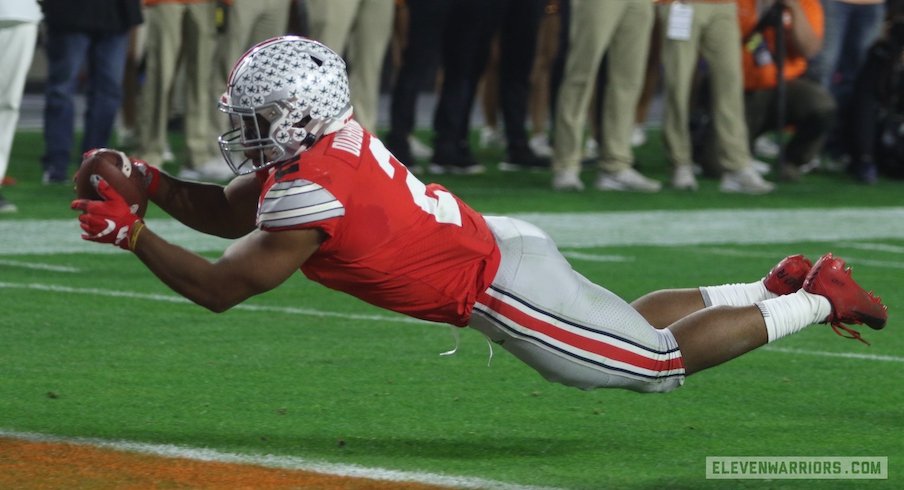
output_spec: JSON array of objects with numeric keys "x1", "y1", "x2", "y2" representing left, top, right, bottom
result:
[
  {"x1": 763, "y1": 254, "x2": 813, "y2": 295},
  {"x1": 803, "y1": 253, "x2": 888, "y2": 344}
]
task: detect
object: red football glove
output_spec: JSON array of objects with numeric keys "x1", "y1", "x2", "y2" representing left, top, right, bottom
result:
[
  {"x1": 71, "y1": 178, "x2": 144, "y2": 251},
  {"x1": 130, "y1": 157, "x2": 161, "y2": 198}
]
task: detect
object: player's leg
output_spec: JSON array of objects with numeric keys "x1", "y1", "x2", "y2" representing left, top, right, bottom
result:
[
  {"x1": 671, "y1": 253, "x2": 888, "y2": 374},
  {"x1": 632, "y1": 254, "x2": 813, "y2": 328},
  {"x1": 471, "y1": 217, "x2": 686, "y2": 393}
]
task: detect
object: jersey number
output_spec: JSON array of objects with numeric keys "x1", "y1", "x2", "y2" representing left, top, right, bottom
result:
[{"x1": 370, "y1": 138, "x2": 463, "y2": 226}]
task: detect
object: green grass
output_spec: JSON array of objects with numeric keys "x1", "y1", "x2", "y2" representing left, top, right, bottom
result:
[{"x1": 1, "y1": 130, "x2": 902, "y2": 489}]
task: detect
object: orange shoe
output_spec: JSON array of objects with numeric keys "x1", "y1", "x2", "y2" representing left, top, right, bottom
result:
[
  {"x1": 803, "y1": 253, "x2": 888, "y2": 344},
  {"x1": 763, "y1": 254, "x2": 812, "y2": 295}
]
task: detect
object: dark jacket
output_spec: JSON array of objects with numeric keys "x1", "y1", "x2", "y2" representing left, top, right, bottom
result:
[{"x1": 40, "y1": 0, "x2": 143, "y2": 33}]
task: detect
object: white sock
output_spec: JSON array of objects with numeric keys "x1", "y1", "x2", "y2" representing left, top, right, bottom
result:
[
  {"x1": 700, "y1": 281, "x2": 776, "y2": 307},
  {"x1": 755, "y1": 290, "x2": 832, "y2": 343}
]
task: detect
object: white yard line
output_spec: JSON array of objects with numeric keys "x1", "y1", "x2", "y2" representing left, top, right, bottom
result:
[
  {"x1": 762, "y1": 346, "x2": 904, "y2": 363},
  {"x1": 3, "y1": 207, "x2": 904, "y2": 255},
  {"x1": 0, "y1": 429, "x2": 558, "y2": 490},
  {"x1": 0, "y1": 259, "x2": 80, "y2": 272},
  {"x1": 2, "y1": 280, "x2": 900, "y2": 364}
]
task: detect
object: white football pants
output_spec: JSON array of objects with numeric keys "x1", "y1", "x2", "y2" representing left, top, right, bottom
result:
[{"x1": 469, "y1": 217, "x2": 685, "y2": 393}]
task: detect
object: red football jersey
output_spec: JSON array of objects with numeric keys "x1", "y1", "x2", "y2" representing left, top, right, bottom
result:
[{"x1": 255, "y1": 121, "x2": 501, "y2": 326}]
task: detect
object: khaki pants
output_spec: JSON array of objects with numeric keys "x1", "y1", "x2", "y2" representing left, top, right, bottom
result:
[
  {"x1": 137, "y1": 2, "x2": 217, "y2": 169},
  {"x1": 307, "y1": 0, "x2": 394, "y2": 132},
  {"x1": 658, "y1": 2, "x2": 751, "y2": 172},
  {"x1": 209, "y1": 0, "x2": 292, "y2": 153},
  {"x1": 553, "y1": 0, "x2": 653, "y2": 173}
]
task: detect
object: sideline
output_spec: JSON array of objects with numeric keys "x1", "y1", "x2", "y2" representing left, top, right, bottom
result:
[{"x1": 0, "y1": 430, "x2": 559, "y2": 490}]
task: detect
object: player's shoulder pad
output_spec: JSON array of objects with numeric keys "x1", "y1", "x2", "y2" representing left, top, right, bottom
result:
[{"x1": 258, "y1": 178, "x2": 345, "y2": 229}]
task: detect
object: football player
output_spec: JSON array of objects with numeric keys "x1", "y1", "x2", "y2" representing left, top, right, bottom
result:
[{"x1": 72, "y1": 37, "x2": 887, "y2": 393}]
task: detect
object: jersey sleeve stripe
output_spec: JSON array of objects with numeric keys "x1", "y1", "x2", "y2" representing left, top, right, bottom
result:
[
  {"x1": 260, "y1": 206, "x2": 346, "y2": 229},
  {"x1": 259, "y1": 179, "x2": 346, "y2": 228}
]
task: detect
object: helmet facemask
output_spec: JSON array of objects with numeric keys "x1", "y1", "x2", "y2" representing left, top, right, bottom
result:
[{"x1": 217, "y1": 36, "x2": 352, "y2": 175}]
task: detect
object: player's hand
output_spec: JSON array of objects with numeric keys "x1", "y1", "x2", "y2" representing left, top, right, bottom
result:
[
  {"x1": 71, "y1": 178, "x2": 145, "y2": 251},
  {"x1": 130, "y1": 157, "x2": 161, "y2": 198}
]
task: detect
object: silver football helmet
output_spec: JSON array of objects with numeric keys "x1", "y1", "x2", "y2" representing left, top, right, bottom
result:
[{"x1": 217, "y1": 36, "x2": 353, "y2": 174}]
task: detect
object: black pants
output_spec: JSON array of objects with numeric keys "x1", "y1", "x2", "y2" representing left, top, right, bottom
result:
[
  {"x1": 495, "y1": 0, "x2": 546, "y2": 150},
  {"x1": 744, "y1": 78, "x2": 837, "y2": 167}
]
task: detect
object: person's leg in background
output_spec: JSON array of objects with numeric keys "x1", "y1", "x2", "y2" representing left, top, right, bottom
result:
[
  {"x1": 0, "y1": 20, "x2": 39, "y2": 211},
  {"x1": 431, "y1": 0, "x2": 501, "y2": 173},
  {"x1": 633, "y1": 13, "x2": 661, "y2": 148},
  {"x1": 385, "y1": 0, "x2": 451, "y2": 171},
  {"x1": 81, "y1": 32, "x2": 130, "y2": 154},
  {"x1": 527, "y1": 0, "x2": 562, "y2": 158},
  {"x1": 181, "y1": 1, "x2": 217, "y2": 172},
  {"x1": 41, "y1": 30, "x2": 90, "y2": 183},
  {"x1": 345, "y1": 0, "x2": 394, "y2": 133},
  {"x1": 498, "y1": 0, "x2": 547, "y2": 170},
  {"x1": 136, "y1": 3, "x2": 185, "y2": 169}
]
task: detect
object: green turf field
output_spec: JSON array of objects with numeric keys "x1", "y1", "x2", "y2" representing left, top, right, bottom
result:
[{"x1": 1, "y1": 130, "x2": 901, "y2": 489}]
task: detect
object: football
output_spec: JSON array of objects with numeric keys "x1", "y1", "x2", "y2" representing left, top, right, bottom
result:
[{"x1": 74, "y1": 148, "x2": 148, "y2": 217}]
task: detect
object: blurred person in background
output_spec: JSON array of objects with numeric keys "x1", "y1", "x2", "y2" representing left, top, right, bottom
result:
[
  {"x1": 738, "y1": 0, "x2": 836, "y2": 182},
  {"x1": 812, "y1": 0, "x2": 886, "y2": 168},
  {"x1": 552, "y1": 0, "x2": 659, "y2": 192},
  {"x1": 0, "y1": 0, "x2": 41, "y2": 212},
  {"x1": 658, "y1": 0, "x2": 774, "y2": 194},
  {"x1": 206, "y1": 0, "x2": 293, "y2": 180},
  {"x1": 306, "y1": 0, "x2": 394, "y2": 134},
  {"x1": 844, "y1": 4, "x2": 904, "y2": 183},
  {"x1": 39, "y1": 0, "x2": 142, "y2": 184},
  {"x1": 136, "y1": 0, "x2": 217, "y2": 180}
]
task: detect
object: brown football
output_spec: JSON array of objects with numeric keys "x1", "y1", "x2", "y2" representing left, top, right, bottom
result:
[{"x1": 74, "y1": 148, "x2": 148, "y2": 217}]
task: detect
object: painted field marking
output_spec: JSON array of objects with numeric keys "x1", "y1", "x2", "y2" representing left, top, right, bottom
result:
[
  {"x1": 560, "y1": 251, "x2": 633, "y2": 263},
  {"x1": 0, "y1": 429, "x2": 559, "y2": 490},
  {"x1": 762, "y1": 346, "x2": 904, "y2": 363},
  {"x1": 693, "y1": 247, "x2": 904, "y2": 269},
  {"x1": 2, "y1": 280, "x2": 901, "y2": 365},
  {"x1": 0, "y1": 281, "x2": 430, "y2": 325},
  {"x1": 4, "y1": 207, "x2": 904, "y2": 255},
  {"x1": 0, "y1": 259, "x2": 80, "y2": 273}
]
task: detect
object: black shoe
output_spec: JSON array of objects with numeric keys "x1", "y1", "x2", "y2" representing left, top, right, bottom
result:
[
  {"x1": 499, "y1": 145, "x2": 550, "y2": 172},
  {"x1": 430, "y1": 143, "x2": 485, "y2": 175},
  {"x1": 0, "y1": 193, "x2": 17, "y2": 213},
  {"x1": 42, "y1": 170, "x2": 69, "y2": 185},
  {"x1": 386, "y1": 135, "x2": 416, "y2": 166}
]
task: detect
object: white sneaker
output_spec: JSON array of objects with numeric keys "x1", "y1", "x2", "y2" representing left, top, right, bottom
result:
[
  {"x1": 753, "y1": 135, "x2": 780, "y2": 158},
  {"x1": 583, "y1": 138, "x2": 599, "y2": 159},
  {"x1": 528, "y1": 133, "x2": 553, "y2": 158},
  {"x1": 720, "y1": 167, "x2": 775, "y2": 194},
  {"x1": 552, "y1": 169, "x2": 585, "y2": 191},
  {"x1": 177, "y1": 168, "x2": 202, "y2": 181},
  {"x1": 162, "y1": 142, "x2": 175, "y2": 163},
  {"x1": 408, "y1": 136, "x2": 432, "y2": 160},
  {"x1": 750, "y1": 159, "x2": 772, "y2": 175},
  {"x1": 197, "y1": 158, "x2": 235, "y2": 182},
  {"x1": 596, "y1": 167, "x2": 661, "y2": 192},
  {"x1": 631, "y1": 125, "x2": 647, "y2": 147},
  {"x1": 672, "y1": 165, "x2": 698, "y2": 191},
  {"x1": 478, "y1": 125, "x2": 505, "y2": 149}
]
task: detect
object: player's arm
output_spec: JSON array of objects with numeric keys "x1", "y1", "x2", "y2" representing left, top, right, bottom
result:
[
  {"x1": 132, "y1": 225, "x2": 324, "y2": 312},
  {"x1": 136, "y1": 162, "x2": 260, "y2": 239},
  {"x1": 72, "y1": 179, "x2": 324, "y2": 312}
]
